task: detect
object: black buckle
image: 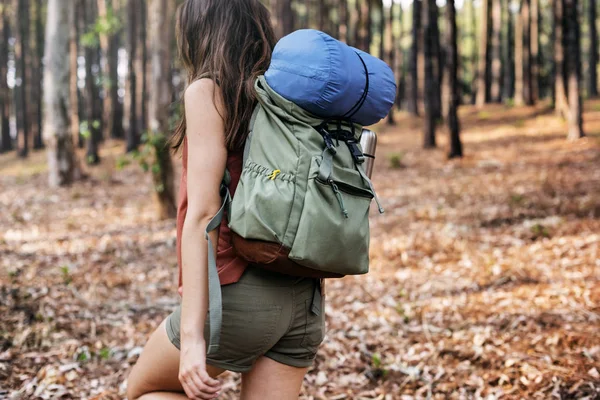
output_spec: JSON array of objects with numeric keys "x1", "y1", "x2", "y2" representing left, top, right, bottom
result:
[{"x1": 347, "y1": 141, "x2": 365, "y2": 164}]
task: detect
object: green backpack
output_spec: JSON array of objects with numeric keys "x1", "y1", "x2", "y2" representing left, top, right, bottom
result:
[{"x1": 204, "y1": 76, "x2": 383, "y2": 354}]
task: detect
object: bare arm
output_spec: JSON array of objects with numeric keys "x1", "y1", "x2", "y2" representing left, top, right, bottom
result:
[{"x1": 178, "y1": 78, "x2": 227, "y2": 399}]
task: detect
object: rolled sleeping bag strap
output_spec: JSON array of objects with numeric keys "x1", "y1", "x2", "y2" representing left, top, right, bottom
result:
[
  {"x1": 205, "y1": 184, "x2": 231, "y2": 355},
  {"x1": 343, "y1": 52, "x2": 370, "y2": 120}
]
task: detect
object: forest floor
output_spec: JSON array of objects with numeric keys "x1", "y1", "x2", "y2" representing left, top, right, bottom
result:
[{"x1": 1, "y1": 101, "x2": 600, "y2": 399}]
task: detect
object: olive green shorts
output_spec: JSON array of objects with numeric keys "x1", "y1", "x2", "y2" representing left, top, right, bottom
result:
[{"x1": 165, "y1": 265, "x2": 325, "y2": 373}]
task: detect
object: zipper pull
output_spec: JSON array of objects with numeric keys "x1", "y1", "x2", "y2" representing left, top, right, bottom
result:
[{"x1": 329, "y1": 180, "x2": 349, "y2": 218}]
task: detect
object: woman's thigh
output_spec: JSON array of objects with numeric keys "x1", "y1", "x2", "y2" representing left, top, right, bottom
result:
[
  {"x1": 126, "y1": 319, "x2": 225, "y2": 399},
  {"x1": 240, "y1": 356, "x2": 308, "y2": 400}
]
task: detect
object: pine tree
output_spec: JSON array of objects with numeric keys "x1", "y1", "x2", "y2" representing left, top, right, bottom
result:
[
  {"x1": 446, "y1": 0, "x2": 462, "y2": 158},
  {"x1": 44, "y1": 0, "x2": 81, "y2": 186}
]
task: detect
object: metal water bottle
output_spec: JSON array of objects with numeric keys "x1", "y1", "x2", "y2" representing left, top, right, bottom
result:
[{"x1": 359, "y1": 129, "x2": 378, "y2": 179}]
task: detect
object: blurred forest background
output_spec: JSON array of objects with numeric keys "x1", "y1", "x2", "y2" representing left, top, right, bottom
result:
[{"x1": 1, "y1": 0, "x2": 599, "y2": 399}]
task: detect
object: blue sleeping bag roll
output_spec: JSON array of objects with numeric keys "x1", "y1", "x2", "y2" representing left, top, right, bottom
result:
[{"x1": 264, "y1": 29, "x2": 396, "y2": 126}]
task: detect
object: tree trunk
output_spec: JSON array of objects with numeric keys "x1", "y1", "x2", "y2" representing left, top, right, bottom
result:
[
  {"x1": 423, "y1": 0, "x2": 436, "y2": 148},
  {"x1": 44, "y1": 0, "x2": 81, "y2": 187},
  {"x1": 515, "y1": 1, "x2": 524, "y2": 105},
  {"x1": 530, "y1": 0, "x2": 539, "y2": 102},
  {"x1": 476, "y1": 0, "x2": 490, "y2": 106},
  {"x1": 377, "y1": 0, "x2": 384, "y2": 60},
  {"x1": 386, "y1": 2, "x2": 396, "y2": 125},
  {"x1": 589, "y1": 0, "x2": 598, "y2": 97},
  {"x1": 83, "y1": 0, "x2": 100, "y2": 164},
  {"x1": 125, "y1": 0, "x2": 139, "y2": 152},
  {"x1": 148, "y1": 0, "x2": 176, "y2": 219},
  {"x1": 395, "y1": 2, "x2": 404, "y2": 111},
  {"x1": 446, "y1": 0, "x2": 462, "y2": 158},
  {"x1": 352, "y1": 0, "x2": 359, "y2": 46},
  {"x1": 0, "y1": 0, "x2": 12, "y2": 153},
  {"x1": 422, "y1": 0, "x2": 441, "y2": 118},
  {"x1": 407, "y1": 0, "x2": 421, "y2": 115},
  {"x1": 14, "y1": 0, "x2": 30, "y2": 157},
  {"x1": 490, "y1": 0, "x2": 503, "y2": 102},
  {"x1": 521, "y1": 0, "x2": 533, "y2": 105},
  {"x1": 502, "y1": 0, "x2": 514, "y2": 100},
  {"x1": 136, "y1": 0, "x2": 148, "y2": 134},
  {"x1": 553, "y1": 0, "x2": 568, "y2": 116},
  {"x1": 365, "y1": 0, "x2": 372, "y2": 52},
  {"x1": 318, "y1": 0, "x2": 330, "y2": 35},
  {"x1": 69, "y1": 1, "x2": 82, "y2": 150},
  {"x1": 564, "y1": 0, "x2": 584, "y2": 139},
  {"x1": 339, "y1": 0, "x2": 348, "y2": 43},
  {"x1": 28, "y1": 0, "x2": 44, "y2": 150},
  {"x1": 469, "y1": 0, "x2": 477, "y2": 104},
  {"x1": 277, "y1": 0, "x2": 294, "y2": 38},
  {"x1": 97, "y1": 0, "x2": 123, "y2": 139}
]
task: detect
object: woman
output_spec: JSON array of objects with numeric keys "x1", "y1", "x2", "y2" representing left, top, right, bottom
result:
[{"x1": 126, "y1": 1, "x2": 325, "y2": 399}]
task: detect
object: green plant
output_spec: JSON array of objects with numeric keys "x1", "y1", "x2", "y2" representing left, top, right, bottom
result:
[
  {"x1": 372, "y1": 353, "x2": 382, "y2": 369},
  {"x1": 478, "y1": 111, "x2": 491, "y2": 120},
  {"x1": 60, "y1": 265, "x2": 72, "y2": 285},
  {"x1": 530, "y1": 223, "x2": 550, "y2": 239},
  {"x1": 388, "y1": 152, "x2": 404, "y2": 169},
  {"x1": 510, "y1": 194, "x2": 526, "y2": 205},
  {"x1": 116, "y1": 131, "x2": 169, "y2": 194},
  {"x1": 513, "y1": 119, "x2": 526, "y2": 128},
  {"x1": 99, "y1": 347, "x2": 111, "y2": 360}
]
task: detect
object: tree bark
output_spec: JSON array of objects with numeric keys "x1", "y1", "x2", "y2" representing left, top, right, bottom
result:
[
  {"x1": 386, "y1": 2, "x2": 396, "y2": 125},
  {"x1": 423, "y1": 0, "x2": 436, "y2": 148},
  {"x1": 446, "y1": 0, "x2": 462, "y2": 158},
  {"x1": 530, "y1": 0, "x2": 539, "y2": 102},
  {"x1": 553, "y1": 0, "x2": 568, "y2": 115},
  {"x1": 0, "y1": 0, "x2": 12, "y2": 153},
  {"x1": 97, "y1": 0, "x2": 123, "y2": 139},
  {"x1": 476, "y1": 0, "x2": 490, "y2": 106},
  {"x1": 469, "y1": 0, "x2": 477, "y2": 104},
  {"x1": 515, "y1": 1, "x2": 524, "y2": 105},
  {"x1": 277, "y1": 0, "x2": 294, "y2": 38},
  {"x1": 377, "y1": 0, "x2": 384, "y2": 60},
  {"x1": 395, "y1": 2, "x2": 404, "y2": 111},
  {"x1": 14, "y1": 0, "x2": 30, "y2": 157},
  {"x1": 32, "y1": 0, "x2": 45, "y2": 150},
  {"x1": 125, "y1": 0, "x2": 139, "y2": 152},
  {"x1": 407, "y1": 0, "x2": 421, "y2": 116},
  {"x1": 490, "y1": 0, "x2": 503, "y2": 102},
  {"x1": 502, "y1": 0, "x2": 514, "y2": 100},
  {"x1": 339, "y1": 0, "x2": 348, "y2": 43},
  {"x1": 148, "y1": 0, "x2": 176, "y2": 219},
  {"x1": 136, "y1": 0, "x2": 148, "y2": 134},
  {"x1": 69, "y1": 1, "x2": 82, "y2": 150},
  {"x1": 521, "y1": 0, "x2": 533, "y2": 105},
  {"x1": 44, "y1": 0, "x2": 81, "y2": 187},
  {"x1": 83, "y1": 0, "x2": 100, "y2": 164},
  {"x1": 564, "y1": 0, "x2": 584, "y2": 139},
  {"x1": 422, "y1": 0, "x2": 441, "y2": 118},
  {"x1": 589, "y1": 0, "x2": 598, "y2": 97}
]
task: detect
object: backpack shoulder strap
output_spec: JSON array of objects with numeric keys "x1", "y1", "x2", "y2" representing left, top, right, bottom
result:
[{"x1": 205, "y1": 175, "x2": 232, "y2": 355}]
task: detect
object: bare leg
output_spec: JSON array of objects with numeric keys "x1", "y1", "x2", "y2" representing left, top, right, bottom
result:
[
  {"x1": 127, "y1": 320, "x2": 225, "y2": 400},
  {"x1": 240, "y1": 357, "x2": 308, "y2": 400}
]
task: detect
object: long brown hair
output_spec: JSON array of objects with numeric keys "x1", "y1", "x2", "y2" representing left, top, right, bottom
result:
[{"x1": 172, "y1": 0, "x2": 276, "y2": 152}]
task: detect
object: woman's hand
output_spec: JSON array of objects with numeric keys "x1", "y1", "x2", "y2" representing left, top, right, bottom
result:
[{"x1": 179, "y1": 338, "x2": 221, "y2": 399}]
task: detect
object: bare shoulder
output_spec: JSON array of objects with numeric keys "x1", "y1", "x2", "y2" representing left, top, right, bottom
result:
[{"x1": 184, "y1": 78, "x2": 224, "y2": 116}]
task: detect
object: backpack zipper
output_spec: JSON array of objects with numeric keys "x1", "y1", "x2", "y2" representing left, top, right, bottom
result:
[{"x1": 328, "y1": 179, "x2": 349, "y2": 219}]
